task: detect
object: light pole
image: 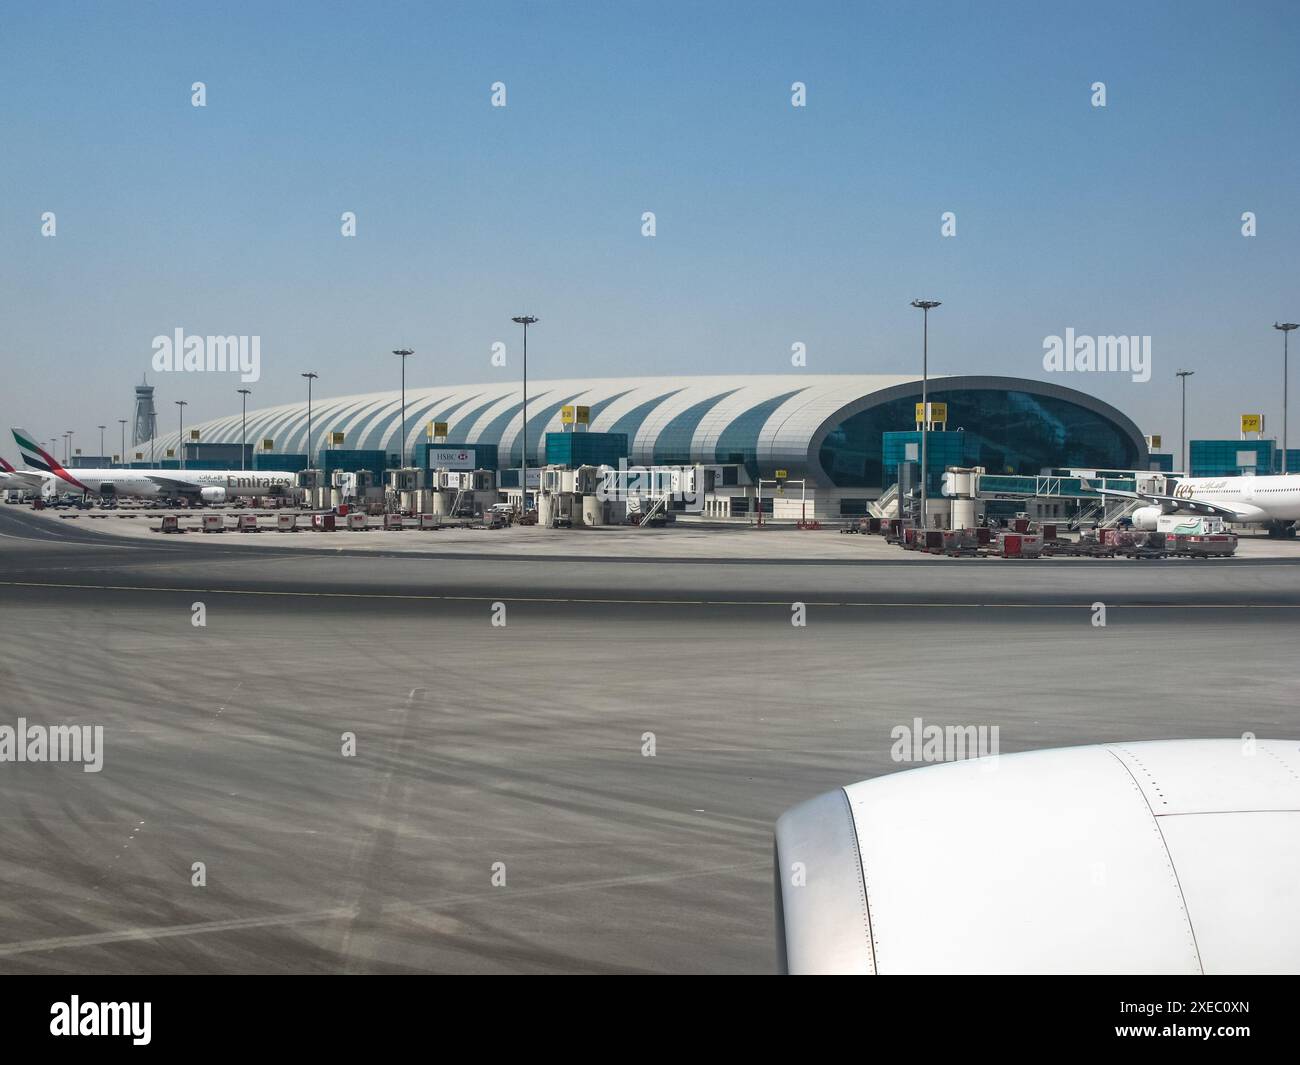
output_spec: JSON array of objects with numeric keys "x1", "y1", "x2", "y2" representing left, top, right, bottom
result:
[
  {"x1": 65, "y1": 432, "x2": 73, "y2": 463},
  {"x1": 175, "y1": 400, "x2": 187, "y2": 468},
  {"x1": 1176, "y1": 370, "x2": 1194, "y2": 475},
  {"x1": 118, "y1": 419, "x2": 127, "y2": 466},
  {"x1": 237, "y1": 388, "x2": 251, "y2": 470},
  {"x1": 511, "y1": 315, "x2": 538, "y2": 512},
  {"x1": 392, "y1": 349, "x2": 414, "y2": 467},
  {"x1": 301, "y1": 372, "x2": 318, "y2": 466},
  {"x1": 97, "y1": 425, "x2": 106, "y2": 460},
  {"x1": 910, "y1": 299, "x2": 941, "y2": 529},
  {"x1": 1275, "y1": 323, "x2": 1298, "y2": 474}
]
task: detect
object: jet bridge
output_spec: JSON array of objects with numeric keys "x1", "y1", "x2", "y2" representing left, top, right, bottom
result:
[{"x1": 942, "y1": 468, "x2": 1170, "y2": 528}]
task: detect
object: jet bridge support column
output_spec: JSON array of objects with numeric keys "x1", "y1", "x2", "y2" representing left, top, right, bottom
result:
[{"x1": 941, "y1": 467, "x2": 983, "y2": 529}]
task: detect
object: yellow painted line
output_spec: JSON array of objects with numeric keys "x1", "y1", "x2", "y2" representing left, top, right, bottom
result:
[{"x1": 0, "y1": 580, "x2": 1297, "y2": 609}]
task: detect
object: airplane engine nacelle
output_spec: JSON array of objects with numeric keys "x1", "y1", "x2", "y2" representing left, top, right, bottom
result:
[
  {"x1": 774, "y1": 740, "x2": 1300, "y2": 974},
  {"x1": 97, "y1": 482, "x2": 117, "y2": 497},
  {"x1": 1130, "y1": 505, "x2": 1161, "y2": 530},
  {"x1": 200, "y1": 487, "x2": 227, "y2": 504}
]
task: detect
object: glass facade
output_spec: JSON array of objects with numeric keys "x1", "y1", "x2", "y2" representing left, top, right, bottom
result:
[
  {"x1": 1189, "y1": 439, "x2": 1282, "y2": 477},
  {"x1": 882, "y1": 430, "x2": 965, "y2": 494},
  {"x1": 819, "y1": 389, "x2": 1142, "y2": 488}
]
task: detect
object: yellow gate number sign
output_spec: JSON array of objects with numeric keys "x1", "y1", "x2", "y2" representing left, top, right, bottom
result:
[
  {"x1": 561, "y1": 405, "x2": 591, "y2": 425},
  {"x1": 915, "y1": 402, "x2": 948, "y2": 424},
  {"x1": 1241, "y1": 414, "x2": 1262, "y2": 434}
]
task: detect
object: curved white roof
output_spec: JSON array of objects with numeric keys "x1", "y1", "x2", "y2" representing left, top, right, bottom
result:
[{"x1": 142, "y1": 373, "x2": 1146, "y2": 485}]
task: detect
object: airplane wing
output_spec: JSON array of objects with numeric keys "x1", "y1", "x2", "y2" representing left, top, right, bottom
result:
[
  {"x1": 1080, "y1": 480, "x2": 1241, "y2": 518},
  {"x1": 143, "y1": 474, "x2": 202, "y2": 493},
  {"x1": 6, "y1": 470, "x2": 52, "y2": 490}
]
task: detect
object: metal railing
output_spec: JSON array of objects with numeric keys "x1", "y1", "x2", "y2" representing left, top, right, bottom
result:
[{"x1": 869, "y1": 483, "x2": 900, "y2": 519}]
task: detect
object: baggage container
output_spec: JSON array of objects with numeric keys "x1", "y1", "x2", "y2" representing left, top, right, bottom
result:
[
  {"x1": 201, "y1": 513, "x2": 224, "y2": 533},
  {"x1": 238, "y1": 514, "x2": 259, "y2": 532},
  {"x1": 347, "y1": 511, "x2": 368, "y2": 530},
  {"x1": 1170, "y1": 532, "x2": 1237, "y2": 558},
  {"x1": 383, "y1": 514, "x2": 405, "y2": 531},
  {"x1": 1002, "y1": 533, "x2": 1043, "y2": 558},
  {"x1": 312, "y1": 513, "x2": 336, "y2": 531},
  {"x1": 277, "y1": 513, "x2": 298, "y2": 532}
]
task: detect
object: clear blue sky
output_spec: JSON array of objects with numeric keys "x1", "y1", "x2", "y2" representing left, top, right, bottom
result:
[{"x1": 1, "y1": 0, "x2": 1297, "y2": 457}]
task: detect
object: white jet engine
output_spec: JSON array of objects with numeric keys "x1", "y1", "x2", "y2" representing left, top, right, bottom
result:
[
  {"x1": 1130, "y1": 504, "x2": 1161, "y2": 530},
  {"x1": 200, "y1": 487, "x2": 227, "y2": 504},
  {"x1": 774, "y1": 739, "x2": 1300, "y2": 974}
]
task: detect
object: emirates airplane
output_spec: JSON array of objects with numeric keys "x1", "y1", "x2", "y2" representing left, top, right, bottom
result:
[
  {"x1": 0, "y1": 455, "x2": 54, "y2": 497},
  {"x1": 1089, "y1": 473, "x2": 1300, "y2": 537},
  {"x1": 12, "y1": 428, "x2": 296, "y2": 503}
]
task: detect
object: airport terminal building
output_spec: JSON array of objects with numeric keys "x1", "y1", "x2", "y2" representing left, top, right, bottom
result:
[{"x1": 144, "y1": 374, "x2": 1148, "y2": 519}]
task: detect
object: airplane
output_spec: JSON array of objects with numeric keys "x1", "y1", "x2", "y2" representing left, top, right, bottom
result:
[
  {"x1": 1086, "y1": 473, "x2": 1300, "y2": 538},
  {"x1": 11, "y1": 428, "x2": 297, "y2": 504},
  {"x1": 0, "y1": 455, "x2": 54, "y2": 497}
]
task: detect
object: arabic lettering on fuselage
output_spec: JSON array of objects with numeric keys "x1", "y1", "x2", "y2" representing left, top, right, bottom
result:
[{"x1": 1174, "y1": 480, "x2": 1228, "y2": 498}]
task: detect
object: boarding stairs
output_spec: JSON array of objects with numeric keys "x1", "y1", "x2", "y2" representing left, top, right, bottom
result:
[
  {"x1": 869, "y1": 483, "x2": 900, "y2": 520},
  {"x1": 638, "y1": 497, "x2": 667, "y2": 527},
  {"x1": 1097, "y1": 496, "x2": 1144, "y2": 529}
]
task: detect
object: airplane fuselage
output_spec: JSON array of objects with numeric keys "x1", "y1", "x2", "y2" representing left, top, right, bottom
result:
[
  {"x1": 1130, "y1": 474, "x2": 1300, "y2": 529},
  {"x1": 44, "y1": 468, "x2": 296, "y2": 500},
  {"x1": 1171, "y1": 474, "x2": 1300, "y2": 523}
]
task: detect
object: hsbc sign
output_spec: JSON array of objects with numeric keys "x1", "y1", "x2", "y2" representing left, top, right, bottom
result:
[{"x1": 427, "y1": 448, "x2": 475, "y2": 470}]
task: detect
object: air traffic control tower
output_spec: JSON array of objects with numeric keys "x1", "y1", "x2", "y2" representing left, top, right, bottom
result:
[{"x1": 132, "y1": 376, "x2": 158, "y2": 449}]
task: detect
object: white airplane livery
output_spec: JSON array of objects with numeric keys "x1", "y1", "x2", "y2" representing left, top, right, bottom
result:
[
  {"x1": 12, "y1": 428, "x2": 296, "y2": 503},
  {"x1": 1090, "y1": 473, "x2": 1300, "y2": 535}
]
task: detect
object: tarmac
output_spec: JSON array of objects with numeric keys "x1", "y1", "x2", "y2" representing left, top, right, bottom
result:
[{"x1": 1, "y1": 504, "x2": 1297, "y2": 973}]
